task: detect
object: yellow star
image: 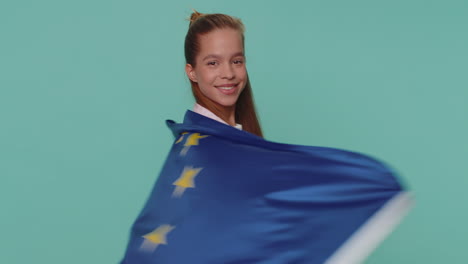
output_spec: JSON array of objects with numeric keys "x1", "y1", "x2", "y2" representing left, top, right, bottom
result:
[
  {"x1": 172, "y1": 166, "x2": 203, "y2": 197},
  {"x1": 175, "y1": 132, "x2": 189, "y2": 144},
  {"x1": 140, "y1": 224, "x2": 175, "y2": 252},
  {"x1": 184, "y1": 133, "x2": 208, "y2": 146},
  {"x1": 180, "y1": 133, "x2": 208, "y2": 156}
]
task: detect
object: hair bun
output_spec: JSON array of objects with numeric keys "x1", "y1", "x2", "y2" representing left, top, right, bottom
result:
[{"x1": 189, "y1": 9, "x2": 204, "y2": 26}]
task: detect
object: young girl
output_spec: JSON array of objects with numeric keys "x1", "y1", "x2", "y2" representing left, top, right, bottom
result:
[
  {"x1": 184, "y1": 10, "x2": 263, "y2": 137},
  {"x1": 120, "y1": 11, "x2": 411, "y2": 264}
]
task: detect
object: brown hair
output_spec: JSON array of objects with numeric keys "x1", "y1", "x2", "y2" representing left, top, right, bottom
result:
[{"x1": 184, "y1": 10, "x2": 263, "y2": 137}]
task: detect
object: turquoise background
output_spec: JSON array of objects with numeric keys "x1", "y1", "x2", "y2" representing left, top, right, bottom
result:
[{"x1": 1, "y1": 0, "x2": 467, "y2": 263}]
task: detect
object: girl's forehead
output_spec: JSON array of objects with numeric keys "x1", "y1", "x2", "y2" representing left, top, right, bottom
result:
[
  {"x1": 199, "y1": 28, "x2": 242, "y2": 41},
  {"x1": 198, "y1": 29, "x2": 244, "y2": 54}
]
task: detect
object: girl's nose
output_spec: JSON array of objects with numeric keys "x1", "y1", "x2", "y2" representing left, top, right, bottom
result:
[{"x1": 220, "y1": 64, "x2": 235, "y2": 79}]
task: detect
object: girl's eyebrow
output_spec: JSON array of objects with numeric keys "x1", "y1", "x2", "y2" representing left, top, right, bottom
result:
[{"x1": 202, "y1": 52, "x2": 244, "y2": 61}]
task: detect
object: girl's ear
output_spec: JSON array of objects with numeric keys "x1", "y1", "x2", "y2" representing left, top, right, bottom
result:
[{"x1": 185, "y1": 64, "x2": 198, "y2": 82}]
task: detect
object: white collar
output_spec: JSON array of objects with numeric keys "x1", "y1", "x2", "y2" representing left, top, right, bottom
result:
[{"x1": 192, "y1": 103, "x2": 243, "y2": 130}]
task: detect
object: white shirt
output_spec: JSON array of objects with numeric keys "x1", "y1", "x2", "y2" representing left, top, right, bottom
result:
[{"x1": 193, "y1": 103, "x2": 243, "y2": 130}]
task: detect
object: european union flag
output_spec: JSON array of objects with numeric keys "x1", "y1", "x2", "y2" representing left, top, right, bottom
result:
[{"x1": 121, "y1": 110, "x2": 412, "y2": 264}]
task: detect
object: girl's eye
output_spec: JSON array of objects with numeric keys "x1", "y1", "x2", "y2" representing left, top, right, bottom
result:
[{"x1": 207, "y1": 61, "x2": 217, "y2": 66}]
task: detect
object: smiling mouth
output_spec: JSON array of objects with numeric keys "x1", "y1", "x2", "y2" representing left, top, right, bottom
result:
[{"x1": 216, "y1": 84, "x2": 238, "y2": 90}]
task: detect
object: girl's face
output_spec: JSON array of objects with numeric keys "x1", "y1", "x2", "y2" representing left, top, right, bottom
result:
[{"x1": 186, "y1": 28, "x2": 247, "y2": 108}]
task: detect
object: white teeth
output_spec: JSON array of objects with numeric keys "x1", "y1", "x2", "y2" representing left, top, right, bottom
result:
[{"x1": 219, "y1": 86, "x2": 235, "y2": 90}]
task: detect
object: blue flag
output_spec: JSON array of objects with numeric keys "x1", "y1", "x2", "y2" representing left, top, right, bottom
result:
[{"x1": 120, "y1": 110, "x2": 412, "y2": 264}]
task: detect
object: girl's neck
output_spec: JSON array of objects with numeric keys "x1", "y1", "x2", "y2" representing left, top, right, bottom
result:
[{"x1": 197, "y1": 100, "x2": 236, "y2": 126}]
